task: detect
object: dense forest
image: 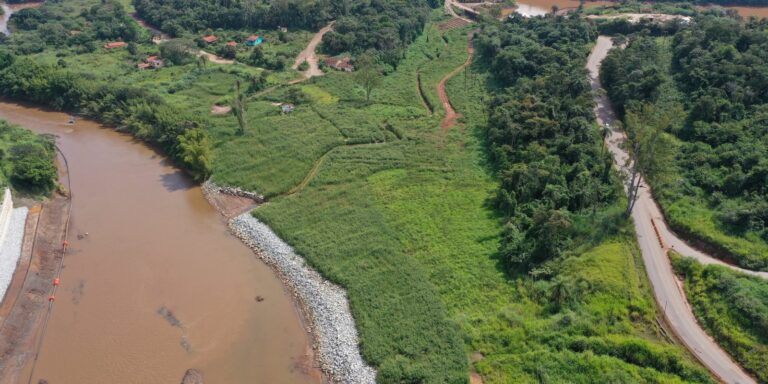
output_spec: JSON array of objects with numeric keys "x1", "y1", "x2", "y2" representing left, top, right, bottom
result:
[
  {"x1": 5, "y1": 0, "x2": 140, "y2": 54},
  {"x1": 672, "y1": 255, "x2": 768, "y2": 381},
  {"x1": 133, "y1": 0, "x2": 438, "y2": 66},
  {"x1": 0, "y1": 120, "x2": 57, "y2": 194},
  {"x1": 461, "y1": 15, "x2": 713, "y2": 383},
  {"x1": 0, "y1": 53, "x2": 212, "y2": 181},
  {"x1": 476, "y1": 15, "x2": 618, "y2": 272},
  {"x1": 600, "y1": 17, "x2": 768, "y2": 269}
]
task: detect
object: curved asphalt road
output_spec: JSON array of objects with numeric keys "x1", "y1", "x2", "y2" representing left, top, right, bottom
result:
[{"x1": 587, "y1": 35, "x2": 757, "y2": 384}]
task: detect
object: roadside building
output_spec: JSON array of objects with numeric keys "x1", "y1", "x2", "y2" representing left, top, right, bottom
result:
[
  {"x1": 137, "y1": 55, "x2": 165, "y2": 70},
  {"x1": 323, "y1": 56, "x2": 354, "y2": 72},
  {"x1": 202, "y1": 35, "x2": 218, "y2": 44}
]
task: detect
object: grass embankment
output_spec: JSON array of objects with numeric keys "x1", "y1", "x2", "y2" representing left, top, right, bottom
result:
[{"x1": 672, "y1": 254, "x2": 768, "y2": 382}]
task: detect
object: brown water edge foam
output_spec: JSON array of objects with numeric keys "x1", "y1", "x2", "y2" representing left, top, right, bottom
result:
[{"x1": 202, "y1": 181, "x2": 374, "y2": 383}]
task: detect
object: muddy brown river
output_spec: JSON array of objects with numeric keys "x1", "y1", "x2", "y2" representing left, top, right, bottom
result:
[{"x1": 0, "y1": 102, "x2": 321, "y2": 384}]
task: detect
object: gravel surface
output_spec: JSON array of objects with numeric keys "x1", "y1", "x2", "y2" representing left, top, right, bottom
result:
[
  {"x1": 0, "y1": 207, "x2": 28, "y2": 301},
  {"x1": 230, "y1": 213, "x2": 376, "y2": 384}
]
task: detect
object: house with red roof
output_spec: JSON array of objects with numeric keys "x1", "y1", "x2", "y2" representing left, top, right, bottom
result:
[
  {"x1": 323, "y1": 56, "x2": 354, "y2": 72},
  {"x1": 202, "y1": 35, "x2": 218, "y2": 44},
  {"x1": 246, "y1": 35, "x2": 263, "y2": 46},
  {"x1": 104, "y1": 41, "x2": 128, "y2": 49},
  {"x1": 138, "y1": 55, "x2": 164, "y2": 70}
]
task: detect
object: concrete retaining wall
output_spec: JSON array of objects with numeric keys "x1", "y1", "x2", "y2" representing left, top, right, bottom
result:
[
  {"x1": 0, "y1": 188, "x2": 13, "y2": 250},
  {"x1": 0, "y1": 188, "x2": 27, "y2": 302}
]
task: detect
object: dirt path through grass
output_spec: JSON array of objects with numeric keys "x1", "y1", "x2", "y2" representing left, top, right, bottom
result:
[
  {"x1": 292, "y1": 22, "x2": 334, "y2": 79},
  {"x1": 438, "y1": 31, "x2": 475, "y2": 130}
]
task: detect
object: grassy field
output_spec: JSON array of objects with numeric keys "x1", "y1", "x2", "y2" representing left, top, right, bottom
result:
[
  {"x1": 672, "y1": 254, "x2": 768, "y2": 382},
  {"x1": 246, "y1": 16, "x2": 710, "y2": 383}
]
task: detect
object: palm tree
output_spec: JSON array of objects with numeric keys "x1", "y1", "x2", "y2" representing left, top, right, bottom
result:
[{"x1": 231, "y1": 80, "x2": 247, "y2": 135}]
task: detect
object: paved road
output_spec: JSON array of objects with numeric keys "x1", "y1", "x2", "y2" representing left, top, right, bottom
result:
[
  {"x1": 292, "y1": 22, "x2": 334, "y2": 79},
  {"x1": 587, "y1": 35, "x2": 756, "y2": 384}
]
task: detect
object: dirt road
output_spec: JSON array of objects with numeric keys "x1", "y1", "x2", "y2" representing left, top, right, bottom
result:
[
  {"x1": 438, "y1": 31, "x2": 475, "y2": 130},
  {"x1": 292, "y1": 22, "x2": 334, "y2": 79},
  {"x1": 587, "y1": 35, "x2": 756, "y2": 384},
  {"x1": 444, "y1": 0, "x2": 476, "y2": 21}
]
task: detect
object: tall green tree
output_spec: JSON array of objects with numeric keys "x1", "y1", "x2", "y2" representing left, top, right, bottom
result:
[
  {"x1": 353, "y1": 53, "x2": 382, "y2": 102},
  {"x1": 231, "y1": 80, "x2": 248, "y2": 135},
  {"x1": 624, "y1": 104, "x2": 676, "y2": 215}
]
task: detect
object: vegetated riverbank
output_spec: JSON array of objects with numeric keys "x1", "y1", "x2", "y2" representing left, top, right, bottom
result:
[
  {"x1": 0, "y1": 102, "x2": 321, "y2": 384},
  {"x1": 203, "y1": 181, "x2": 376, "y2": 384}
]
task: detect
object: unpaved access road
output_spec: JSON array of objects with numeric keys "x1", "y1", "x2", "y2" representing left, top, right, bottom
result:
[
  {"x1": 292, "y1": 22, "x2": 334, "y2": 79},
  {"x1": 438, "y1": 31, "x2": 475, "y2": 130},
  {"x1": 587, "y1": 35, "x2": 756, "y2": 384}
]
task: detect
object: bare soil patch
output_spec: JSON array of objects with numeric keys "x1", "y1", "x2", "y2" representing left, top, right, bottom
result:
[{"x1": 0, "y1": 193, "x2": 69, "y2": 383}]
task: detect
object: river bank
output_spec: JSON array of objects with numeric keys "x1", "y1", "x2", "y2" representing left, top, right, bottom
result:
[
  {"x1": 0, "y1": 101, "x2": 323, "y2": 383},
  {"x1": 0, "y1": 191, "x2": 68, "y2": 383},
  {"x1": 202, "y1": 182, "x2": 376, "y2": 384}
]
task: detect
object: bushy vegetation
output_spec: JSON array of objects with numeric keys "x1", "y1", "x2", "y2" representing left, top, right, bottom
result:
[
  {"x1": 600, "y1": 18, "x2": 768, "y2": 270},
  {"x1": 475, "y1": 15, "x2": 619, "y2": 272},
  {"x1": 6, "y1": 0, "x2": 140, "y2": 54},
  {"x1": 672, "y1": 255, "x2": 768, "y2": 381},
  {"x1": 0, "y1": 55, "x2": 212, "y2": 180},
  {"x1": 0, "y1": 120, "x2": 57, "y2": 194},
  {"x1": 134, "y1": 0, "x2": 438, "y2": 66}
]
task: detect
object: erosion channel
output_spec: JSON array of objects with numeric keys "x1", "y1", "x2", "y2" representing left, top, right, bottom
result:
[{"x1": 0, "y1": 102, "x2": 322, "y2": 384}]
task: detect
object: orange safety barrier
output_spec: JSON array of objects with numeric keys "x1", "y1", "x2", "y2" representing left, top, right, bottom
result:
[
  {"x1": 53, "y1": 278, "x2": 60, "y2": 286},
  {"x1": 48, "y1": 296, "x2": 55, "y2": 302}
]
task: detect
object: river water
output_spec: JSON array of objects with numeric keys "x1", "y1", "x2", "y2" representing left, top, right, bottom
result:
[{"x1": 0, "y1": 102, "x2": 321, "y2": 384}]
